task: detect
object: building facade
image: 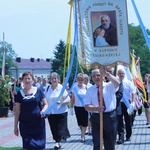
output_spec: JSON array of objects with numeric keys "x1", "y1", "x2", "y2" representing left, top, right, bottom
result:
[{"x1": 10, "y1": 57, "x2": 52, "y2": 79}]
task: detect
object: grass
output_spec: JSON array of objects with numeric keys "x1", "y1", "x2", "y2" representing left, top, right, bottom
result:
[{"x1": 0, "y1": 147, "x2": 22, "y2": 150}]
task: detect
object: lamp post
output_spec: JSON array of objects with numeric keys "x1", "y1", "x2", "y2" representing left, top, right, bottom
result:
[{"x1": 0, "y1": 39, "x2": 7, "y2": 79}]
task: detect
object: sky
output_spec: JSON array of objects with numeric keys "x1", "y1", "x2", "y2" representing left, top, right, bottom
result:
[{"x1": 0, "y1": 0, "x2": 150, "y2": 59}]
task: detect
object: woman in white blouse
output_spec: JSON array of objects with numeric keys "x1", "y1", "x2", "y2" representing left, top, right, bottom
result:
[
  {"x1": 45, "y1": 72, "x2": 70, "y2": 150},
  {"x1": 70, "y1": 73, "x2": 88, "y2": 143}
]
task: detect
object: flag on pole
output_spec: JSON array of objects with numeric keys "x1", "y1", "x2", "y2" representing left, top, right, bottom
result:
[
  {"x1": 130, "y1": 53, "x2": 147, "y2": 102},
  {"x1": 1, "y1": 32, "x2": 5, "y2": 79}
]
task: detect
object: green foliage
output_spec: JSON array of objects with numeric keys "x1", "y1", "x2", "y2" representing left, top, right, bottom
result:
[
  {"x1": 52, "y1": 40, "x2": 79, "y2": 86},
  {"x1": 129, "y1": 24, "x2": 150, "y2": 76},
  {"x1": 0, "y1": 42, "x2": 17, "y2": 77},
  {"x1": 0, "y1": 76, "x2": 11, "y2": 107},
  {"x1": 51, "y1": 40, "x2": 66, "y2": 81}
]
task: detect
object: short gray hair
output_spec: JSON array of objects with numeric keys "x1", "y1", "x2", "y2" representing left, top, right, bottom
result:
[{"x1": 50, "y1": 72, "x2": 60, "y2": 81}]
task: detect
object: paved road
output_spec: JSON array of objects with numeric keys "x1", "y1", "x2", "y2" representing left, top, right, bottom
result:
[{"x1": 0, "y1": 110, "x2": 150, "y2": 150}]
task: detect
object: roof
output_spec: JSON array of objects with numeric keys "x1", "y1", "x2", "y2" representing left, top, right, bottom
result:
[{"x1": 11, "y1": 58, "x2": 52, "y2": 70}]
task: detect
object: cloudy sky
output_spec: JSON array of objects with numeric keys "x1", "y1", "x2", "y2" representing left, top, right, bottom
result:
[{"x1": 0, "y1": 0, "x2": 149, "y2": 59}]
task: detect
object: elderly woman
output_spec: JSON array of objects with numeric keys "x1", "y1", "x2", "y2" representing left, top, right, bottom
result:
[
  {"x1": 45, "y1": 72, "x2": 70, "y2": 150},
  {"x1": 14, "y1": 71, "x2": 48, "y2": 150},
  {"x1": 70, "y1": 73, "x2": 88, "y2": 142}
]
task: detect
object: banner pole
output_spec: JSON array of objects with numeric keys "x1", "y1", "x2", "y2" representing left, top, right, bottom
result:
[{"x1": 100, "y1": 74, "x2": 103, "y2": 150}]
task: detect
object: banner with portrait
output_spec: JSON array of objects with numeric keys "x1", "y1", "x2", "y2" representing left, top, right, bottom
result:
[{"x1": 76, "y1": 0, "x2": 130, "y2": 69}]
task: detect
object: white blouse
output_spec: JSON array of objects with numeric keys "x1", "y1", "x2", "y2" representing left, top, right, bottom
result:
[{"x1": 45, "y1": 83, "x2": 69, "y2": 114}]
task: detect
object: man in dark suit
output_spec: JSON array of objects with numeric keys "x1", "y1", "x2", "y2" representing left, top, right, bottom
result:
[{"x1": 115, "y1": 80, "x2": 124, "y2": 144}]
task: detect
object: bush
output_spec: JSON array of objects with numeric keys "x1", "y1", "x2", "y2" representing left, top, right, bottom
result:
[{"x1": 0, "y1": 76, "x2": 11, "y2": 107}]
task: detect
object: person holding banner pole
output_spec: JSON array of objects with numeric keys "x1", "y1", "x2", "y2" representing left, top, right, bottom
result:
[
  {"x1": 70, "y1": 73, "x2": 88, "y2": 143},
  {"x1": 117, "y1": 68, "x2": 136, "y2": 142},
  {"x1": 84, "y1": 68, "x2": 120, "y2": 150},
  {"x1": 45, "y1": 72, "x2": 70, "y2": 150}
]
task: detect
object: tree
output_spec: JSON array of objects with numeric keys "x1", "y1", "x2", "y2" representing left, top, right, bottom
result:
[
  {"x1": 0, "y1": 42, "x2": 17, "y2": 77},
  {"x1": 51, "y1": 40, "x2": 66, "y2": 80},
  {"x1": 129, "y1": 24, "x2": 150, "y2": 76},
  {"x1": 52, "y1": 40, "x2": 87, "y2": 87}
]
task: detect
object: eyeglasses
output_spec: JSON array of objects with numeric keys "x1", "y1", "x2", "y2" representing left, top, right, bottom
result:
[
  {"x1": 78, "y1": 79, "x2": 83, "y2": 81},
  {"x1": 92, "y1": 74, "x2": 100, "y2": 78}
]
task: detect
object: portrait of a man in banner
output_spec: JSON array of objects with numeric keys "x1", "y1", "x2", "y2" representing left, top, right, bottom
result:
[{"x1": 92, "y1": 11, "x2": 118, "y2": 47}]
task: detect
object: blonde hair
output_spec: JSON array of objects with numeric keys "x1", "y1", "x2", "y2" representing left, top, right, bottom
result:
[{"x1": 83, "y1": 74, "x2": 90, "y2": 82}]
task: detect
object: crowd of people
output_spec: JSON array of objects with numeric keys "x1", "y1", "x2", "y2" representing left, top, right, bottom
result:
[{"x1": 6, "y1": 67, "x2": 150, "y2": 150}]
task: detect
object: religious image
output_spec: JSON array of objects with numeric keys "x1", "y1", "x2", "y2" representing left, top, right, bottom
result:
[{"x1": 92, "y1": 11, "x2": 118, "y2": 47}]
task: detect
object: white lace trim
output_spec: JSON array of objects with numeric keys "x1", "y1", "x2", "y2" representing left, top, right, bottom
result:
[{"x1": 20, "y1": 87, "x2": 37, "y2": 100}]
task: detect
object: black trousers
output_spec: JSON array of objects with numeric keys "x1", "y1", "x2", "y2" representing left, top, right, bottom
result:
[
  {"x1": 90, "y1": 110, "x2": 117, "y2": 150},
  {"x1": 117, "y1": 114, "x2": 124, "y2": 141},
  {"x1": 47, "y1": 112, "x2": 68, "y2": 142},
  {"x1": 120, "y1": 102, "x2": 132, "y2": 139}
]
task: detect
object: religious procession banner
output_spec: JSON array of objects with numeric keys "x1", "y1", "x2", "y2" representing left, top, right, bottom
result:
[{"x1": 76, "y1": 0, "x2": 130, "y2": 69}]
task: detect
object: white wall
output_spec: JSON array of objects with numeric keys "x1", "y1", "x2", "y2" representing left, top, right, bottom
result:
[{"x1": 10, "y1": 69, "x2": 50, "y2": 79}]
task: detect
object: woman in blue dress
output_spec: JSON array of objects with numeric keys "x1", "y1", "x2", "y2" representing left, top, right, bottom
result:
[{"x1": 14, "y1": 71, "x2": 48, "y2": 150}]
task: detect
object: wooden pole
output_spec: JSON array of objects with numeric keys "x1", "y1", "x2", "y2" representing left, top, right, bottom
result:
[{"x1": 100, "y1": 74, "x2": 103, "y2": 150}]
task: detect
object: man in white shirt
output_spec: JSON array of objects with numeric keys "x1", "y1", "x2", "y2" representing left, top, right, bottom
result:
[
  {"x1": 117, "y1": 68, "x2": 136, "y2": 142},
  {"x1": 84, "y1": 68, "x2": 120, "y2": 150}
]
